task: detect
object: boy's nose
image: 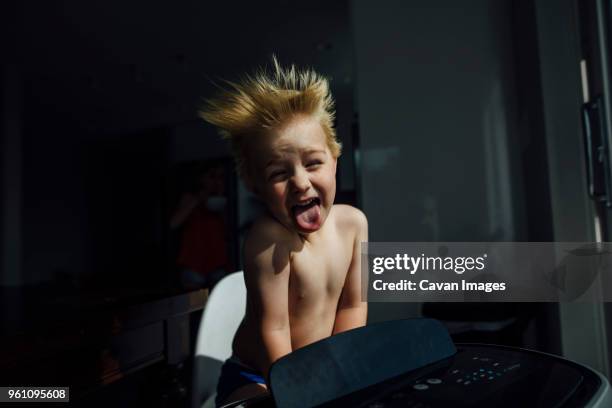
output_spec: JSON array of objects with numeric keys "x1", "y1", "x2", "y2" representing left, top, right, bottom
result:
[{"x1": 290, "y1": 169, "x2": 311, "y2": 193}]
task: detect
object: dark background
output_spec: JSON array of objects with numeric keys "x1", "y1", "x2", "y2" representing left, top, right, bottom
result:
[{"x1": 2, "y1": 0, "x2": 612, "y2": 406}]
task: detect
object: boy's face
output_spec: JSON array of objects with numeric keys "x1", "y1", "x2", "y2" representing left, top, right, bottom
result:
[{"x1": 248, "y1": 115, "x2": 337, "y2": 236}]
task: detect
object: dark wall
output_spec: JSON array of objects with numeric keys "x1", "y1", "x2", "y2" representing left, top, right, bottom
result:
[{"x1": 21, "y1": 97, "x2": 170, "y2": 287}]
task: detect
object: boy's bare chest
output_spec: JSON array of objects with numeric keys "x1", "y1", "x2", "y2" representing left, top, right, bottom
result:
[{"x1": 288, "y1": 235, "x2": 353, "y2": 304}]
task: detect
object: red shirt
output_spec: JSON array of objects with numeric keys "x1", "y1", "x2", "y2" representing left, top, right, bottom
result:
[{"x1": 177, "y1": 206, "x2": 229, "y2": 275}]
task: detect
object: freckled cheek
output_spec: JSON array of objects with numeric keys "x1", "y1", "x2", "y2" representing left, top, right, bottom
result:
[
  {"x1": 316, "y1": 173, "x2": 336, "y2": 191},
  {"x1": 269, "y1": 185, "x2": 288, "y2": 209}
]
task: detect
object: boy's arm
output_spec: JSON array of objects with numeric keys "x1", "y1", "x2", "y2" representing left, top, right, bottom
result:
[
  {"x1": 333, "y1": 209, "x2": 368, "y2": 334},
  {"x1": 243, "y1": 222, "x2": 293, "y2": 380}
]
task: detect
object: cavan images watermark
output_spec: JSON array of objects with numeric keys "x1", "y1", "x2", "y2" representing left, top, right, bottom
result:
[{"x1": 361, "y1": 242, "x2": 612, "y2": 302}]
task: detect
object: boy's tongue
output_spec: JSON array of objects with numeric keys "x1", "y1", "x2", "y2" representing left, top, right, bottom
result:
[{"x1": 293, "y1": 202, "x2": 321, "y2": 231}]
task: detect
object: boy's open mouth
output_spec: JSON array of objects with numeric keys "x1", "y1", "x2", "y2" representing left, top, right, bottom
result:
[{"x1": 291, "y1": 197, "x2": 322, "y2": 231}]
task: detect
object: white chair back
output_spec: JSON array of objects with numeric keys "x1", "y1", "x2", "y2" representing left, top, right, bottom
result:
[{"x1": 193, "y1": 271, "x2": 247, "y2": 408}]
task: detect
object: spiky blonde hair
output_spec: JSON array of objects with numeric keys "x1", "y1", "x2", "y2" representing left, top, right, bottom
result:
[{"x1": 198, "y1": 57, "x2": 341, "y2": 177}]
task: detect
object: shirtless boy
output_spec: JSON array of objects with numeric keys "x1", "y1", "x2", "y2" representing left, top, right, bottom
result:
[{"x1": 200, "y1": 58, "x2": 368, "y2": 407}]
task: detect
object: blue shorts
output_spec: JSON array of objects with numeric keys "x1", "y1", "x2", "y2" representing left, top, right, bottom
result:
[{"x1": 215, "y1": 356, "x2": 266, "y2": 407}]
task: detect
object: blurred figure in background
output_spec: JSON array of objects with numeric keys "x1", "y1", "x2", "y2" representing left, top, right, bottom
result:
[{"x1": 170, "y1": 160, "x2": 232, "y2": 289}]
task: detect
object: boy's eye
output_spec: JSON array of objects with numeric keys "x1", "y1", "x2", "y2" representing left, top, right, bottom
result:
[
  {"x1": 268, "y1": 170, "x2": 287, "y2": 181},
  {"x1": 306, "y1": 160, "x2": 323, "y2": 168}
]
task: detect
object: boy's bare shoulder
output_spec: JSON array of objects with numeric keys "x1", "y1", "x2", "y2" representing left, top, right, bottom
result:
[
  {"x1": 332, "y1": 204, "x2": 368, "y2": 233},
  {"x1": 243, "y1": 214, "x2": 298, "y2": 268},
  {"x1": 247, "y1": 213, "x2": 293, "y2": 243}
]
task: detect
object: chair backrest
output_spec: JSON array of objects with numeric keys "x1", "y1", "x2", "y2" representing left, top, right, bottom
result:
[{"x1": 193, "y1": 271, "x2": 247, "y2": 408}]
